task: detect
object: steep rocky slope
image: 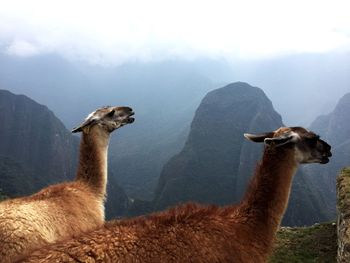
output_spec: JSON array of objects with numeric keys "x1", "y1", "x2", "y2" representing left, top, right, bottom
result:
[
  {"x1": 305, "y1": 92, "x2": 350, "y2": 218},
  {"x1": 0, "y1": 89, "x2": 78, "y2": 194},
  {"x1": 0, "y1": 89, "x2": 129, "y2": 218},
  {"x1": 153, "y1": 82, "x2": 328, "y2": 226}
]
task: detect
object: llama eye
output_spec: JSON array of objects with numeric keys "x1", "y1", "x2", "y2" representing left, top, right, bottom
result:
[{"x1": 307, "y1": 137, "x2": 318, "y2": 145}]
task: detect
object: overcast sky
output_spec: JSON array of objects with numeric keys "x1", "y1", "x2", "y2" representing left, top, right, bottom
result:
[{"x1": 0, "y1": 0, "x2": 350, "y2": 65}]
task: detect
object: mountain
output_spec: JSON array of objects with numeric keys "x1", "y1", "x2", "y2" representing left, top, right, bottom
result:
[
  {"x1": 0, "y1": 89, "x2": 129, "y2": 219},
  {"x1": 2, "y1": 52, "x2": 350, "y2": 204},
  {"x1": 305, "y1": 92, "x2": 350, "y2": 218},
  {"x1": 231, "y1": 52, "x2": 350, "y2": 126},
  {"x1": 2, "y1": 52, "x2": 350, "y2": 202},
  {"x1": 153, "y1": 82, "x2": 328, "y2": 226},
  {"x1": 0, "y1": 89, "x2": 78, "y2": 194},
  {"x1": 0, "y1": 54, "x2": 224, "y2": 200}
]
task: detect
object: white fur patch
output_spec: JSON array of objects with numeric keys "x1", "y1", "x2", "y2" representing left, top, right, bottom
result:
[
  {"x1": 290, "y1": 131, "x2": 301, "y2": 142},
  {"x1": 85, "y1": 111, "x2": 97, "y2": 120}
]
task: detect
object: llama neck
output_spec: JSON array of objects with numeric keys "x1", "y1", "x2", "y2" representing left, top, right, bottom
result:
[
  {"x1": 75, "y1": 127, "x2": 110, "y2": 198},
  {"x1": 240, "y1": 146, "x2": 298, "y2": 232}
]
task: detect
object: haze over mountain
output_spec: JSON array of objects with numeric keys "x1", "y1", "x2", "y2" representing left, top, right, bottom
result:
[
  {"x1": 1, "y1": 0, "x2": 349, "y2": 132},
  {"x1": 153, "y1": 82, "x2": 327, "y2": 226},
  {"x1": 0, "y1": 0, "x2": 349, "y2": 231},
  {"x1": 230, "y1": 52, "x2": 350, "y2": 126},
  {"x1": 1, "y1": 51, "x2": 350, "y2": 202},
  {"x1": 0, "y1": 82, "x2": 334, "y2": 226},
  {"x1": 0, "y1": 53, "x2": 222, "y2": 199}
]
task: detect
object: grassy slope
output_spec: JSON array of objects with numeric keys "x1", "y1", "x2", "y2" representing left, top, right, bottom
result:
[{"x1": 270, "y1": 223, "x2": 337, "y2": 263}]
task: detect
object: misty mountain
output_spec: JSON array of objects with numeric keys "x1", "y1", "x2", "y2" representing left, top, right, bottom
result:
[
  {"x1": 153, "y1": 82, "x2": 328, "y2": 226},
  {"x1": 304, "y1": 92, "x2": 350, "y2": 218},
  {"x1": 0, "y1": 53, "x2": 227, "y2": 200},
  {"x1": 230, "y1": 52, "x2": 350, "y2": 126},
  {"x1": 0, "y1": 89, "x2": 129, "y2": 219},
  {"x1": 1, "y1": 52, "x2": 350, "y2": 203},
  {"x1": 0, "y1": 89, "x2": 79, "y2": 194}
]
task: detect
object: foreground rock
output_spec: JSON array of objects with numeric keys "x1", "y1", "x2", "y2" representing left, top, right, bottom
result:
[{"x1": 337, "y1": 168, "x2": 350, "y2": 262}]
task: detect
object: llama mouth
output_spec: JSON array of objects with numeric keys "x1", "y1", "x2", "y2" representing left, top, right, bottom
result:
[
  {"x1": 122, "y1": 112, "x2": 135, "y2": 124},
  {"x1": 126, "y1": 117, "x2": 135, "y2": 123},
  {"x1": 320, "y1": 157, "x2": 329, "y2": 164}
]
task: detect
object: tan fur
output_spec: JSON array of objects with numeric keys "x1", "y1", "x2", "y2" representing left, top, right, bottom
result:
[
  {"x1": 19, "y1": 127, "x2": 331, "y2": 263},
  {"x1": 0, "y1": 182, "x2": 104, "y2": 262},
  {"x1": 0, "y1": 106, "x2": 134, "y2": 262}
]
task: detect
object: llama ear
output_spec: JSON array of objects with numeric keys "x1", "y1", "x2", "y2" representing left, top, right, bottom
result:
[
  {"x1": 71, "y1": 126, "x2": 83, "y2": 133},
  {"x1": 72, "y1": 119, "x2": 96, "y2": 133},
  {"x1": 105, "y1": 109, "x2": 115, "y2": 118},
  {"x1": 244, "y1": 132, "x2": 274, "y2": 143},
  {"x1": 264, "y1": 132, "x2": 299, "y2": 147}
]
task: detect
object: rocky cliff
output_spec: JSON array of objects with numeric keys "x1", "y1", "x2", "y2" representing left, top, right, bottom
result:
[
  {"x1": 337, "y1": 168, "x2": 350, "y2": 262},
  {"x1": 306, "y1": 92, "x2": 350, "y2": 219},
  {"x1": 153, "y1": 82, "x2": 327, "y2": 226},
  {"x1": 0, "y1": 89, "x2": 78, "y2": 194},
  {"x1": 0, "y1": 89, "x2": 129, "y2": 218}
]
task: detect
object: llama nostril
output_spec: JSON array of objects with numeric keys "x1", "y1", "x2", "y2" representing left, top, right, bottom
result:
[
  {"x1": 324, "y1": 152, "x2": 332, "y2": 157},
  {"x1": 124, "y1": 107, "x2": 133, "y2": 114},
  {"x1": 123, "y1": 107, "x2": 132, "y2": 112}
]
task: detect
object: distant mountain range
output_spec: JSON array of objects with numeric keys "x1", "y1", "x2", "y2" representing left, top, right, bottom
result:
[
  {"x1": 1, "y1": 80, "x2": 349, "y2": 226},
  {"x1": 2, "y1": 53, "x2": 350, "y2": 203},
  {"x1": 0, "y1": 53, "x2": 221, "y2": 201}
]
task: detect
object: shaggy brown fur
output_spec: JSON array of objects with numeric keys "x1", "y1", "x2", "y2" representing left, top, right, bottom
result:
[
  {"x1": 19, "y1": 127, "x2": 331, "y2": 263},
  {"x1": 0, "y1": 106, "x2": 134, "y2": 262}
]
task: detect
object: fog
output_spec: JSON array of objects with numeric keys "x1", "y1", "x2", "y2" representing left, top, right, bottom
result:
[
  {"x1": 1, "y1": 0, "x2": 350, "y2": 182},
  {"x1": 0, "y1": 0, "x2": 350, "y2": 65}
]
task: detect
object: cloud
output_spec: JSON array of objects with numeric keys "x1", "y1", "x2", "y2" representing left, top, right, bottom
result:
[
  {"x1": 0, "y1": 0, "x2": 350, "y2": 65},
  {"x1": 6, "y1": 40, "x2": 39, "y2": 57}
]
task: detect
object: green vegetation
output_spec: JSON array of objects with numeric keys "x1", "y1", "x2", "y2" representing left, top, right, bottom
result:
[{"x1": 270, "y1": 222, "x2": 337, "y2": 263}]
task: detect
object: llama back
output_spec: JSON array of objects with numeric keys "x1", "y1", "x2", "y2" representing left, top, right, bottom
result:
[
  {"x1": 0, "y1": 182, "x2": 104, "y2": 262},
  {"x1": 18, "y1": 204, "x2": 267, "y2": 263}
]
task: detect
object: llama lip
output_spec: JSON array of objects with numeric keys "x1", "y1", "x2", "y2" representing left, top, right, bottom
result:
[
  {"x1": 127, "y1": 117, "x2": 135, "y2": 123},
  {"x1": 127, "y1": 112, "x2": 135, "y2": 123},
  {"x1": 121, "y1": 112, "x2": 135, "y2": 123},
  {"x1": 320, "y1": 157, "x2": 329, "y2": 164}
]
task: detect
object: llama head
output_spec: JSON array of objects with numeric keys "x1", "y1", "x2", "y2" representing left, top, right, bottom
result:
[
  {"x1": 244, "y1": 126, "x2": 332, "y2": 164},
  {"x1": 72, "y1": 106, "x2": 134, "y2": 134}
]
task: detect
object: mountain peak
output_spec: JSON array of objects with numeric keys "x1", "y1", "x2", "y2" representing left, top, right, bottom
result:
[{"x1": 154, "y1": 82, "x2": 282, "y2": 208}]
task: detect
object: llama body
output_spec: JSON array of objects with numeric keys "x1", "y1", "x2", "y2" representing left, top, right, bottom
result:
[
  {"x1": 20, "y1": 127, "x2": 331, "y2": 263},
  {"x1": 0, "y1": 182, "x2": 103, "y2": 262},
  {"x1": 20, "y1": 204, "x2": 267, "y2": 263},
  {"x1": 0, "y1": 106, "x2": 134, "y2": 262}
]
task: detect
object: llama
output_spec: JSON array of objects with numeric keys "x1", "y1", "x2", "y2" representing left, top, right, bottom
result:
[
  {"x1": 0, "y1": 106, "x2": 134, "y2": 263},
  {"x1": 19, "y1": 127, "x2": 331, "y2": 263}
]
